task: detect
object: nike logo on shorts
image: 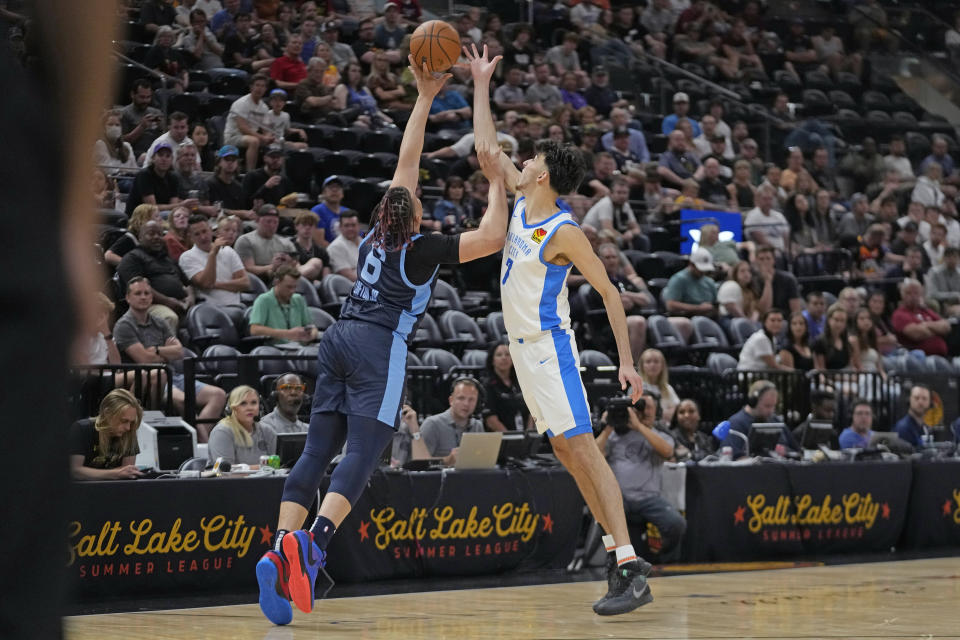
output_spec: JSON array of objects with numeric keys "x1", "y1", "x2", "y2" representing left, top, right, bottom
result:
[{"x1": 538, "y1": 358, "x2": 549, "y2": 365}]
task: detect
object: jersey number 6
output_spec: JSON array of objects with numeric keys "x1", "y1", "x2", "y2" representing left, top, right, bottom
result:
[{"x1": 361, "y1": 247, "x2": 386, "y2": 284}]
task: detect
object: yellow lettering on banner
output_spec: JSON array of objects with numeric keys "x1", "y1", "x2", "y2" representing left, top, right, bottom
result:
[
  {"x1": 746, "y1": 495, "x2": 791, "y2": 533},
  {"x1": 372, "y1": 507, "x2": 427, "y2": 550},
  {"x1": 953, "y1": 489, "x2": 960, "y2": 525},
  {"x1": 68, "y1": 521, "x2": 122, "y2": 566},
  {"x1": 124, "y1": 519, "x2": 154, "y2": 555},
  {"x1": 201, "y1": 515, "x2": 255, "y2": 558},
  {"x1": 747, "y1": 492, "x2": 882, "y2": 534},
  {"x1": 842, "y1": 493, "x2": 879, "y2": 529},
  {"x1": 492, "y1": 503, "x2": 539, "y2": 542}
]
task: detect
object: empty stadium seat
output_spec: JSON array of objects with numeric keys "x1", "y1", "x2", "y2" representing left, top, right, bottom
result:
[
  {"x1": 429, "y1": 280, "x2": 463, "y2": 314},
  {"x1": 295, "y1": 276, "x2": 322, "y2": 308},
  {"x1": 250, "y1": 346, "x2": 296, "y2": 375},
  {"x1": 580, "y1": 350, "x2": 615, "y2": 367},
  {"x1": 319, "y1": 274, "x2": 353, "y2": 316},
  {"x1": 707, "y1": 352, "x2": 738, "y2": 375},
  {"x1": 727, "y1": 317, "x2": 759, "y2": 348},
  {"x1": 412, "y1": 312, "x2": 443, "y2": 349},
  {"x1": 420, "y1": 349, "x2": 462, "y2": 376},
  {"x1": 308, "y1": 307, "x2": 336, "y2": 332},
  {"x1": 483, "y1": 311, "x2": 506, "y2": 342},
  {"x1": 438, "y1": 310, "x2": 486, "y2": 352}
]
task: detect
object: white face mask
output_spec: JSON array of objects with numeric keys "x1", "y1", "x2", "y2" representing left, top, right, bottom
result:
[{"x1": 105, "y1": 125, "x2": 122, "y2": 142}]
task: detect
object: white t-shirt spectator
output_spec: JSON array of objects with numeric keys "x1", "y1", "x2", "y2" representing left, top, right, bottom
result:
[
  {"x1": 744, "y1": 207, "x2": 790, "y2": 252},
  {"x1": 327, "y1": 235, "x2": 360, "y2": 274},
  {"x1": 179, "y1": 245, "x2": 245, "y2": 306},
  {"x1": 581, "y1": 196, "x2": 637, "y2": 230},
  {"x1": 884, "y1": 154, "x2": 914, "y2": 179},
  {"x1": 717, "y1": 280, "x2": 743, "y2": 317},
  {"x1": 545, "y1": 45, "x2": 580, "y2": 72},
  {"x1": 737, "y1": 330, "x2": 776, "y2": 371},
  {"x1": 263, "y1": 110, "x2": 291, "y2": 141},
  {"x1": 93, "y1": 139, "x2": 139, "y2": 171},
  {"x1": 142, "y1": 132, "x2": 195, "y2": 168},
  {"x1": 224, "y1": 94, "x2": 270, "y2": 146}
]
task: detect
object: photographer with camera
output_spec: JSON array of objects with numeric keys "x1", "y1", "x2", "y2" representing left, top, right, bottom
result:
[{"x1": 596, "y1": 390, "x2": 686, "y2": 560}]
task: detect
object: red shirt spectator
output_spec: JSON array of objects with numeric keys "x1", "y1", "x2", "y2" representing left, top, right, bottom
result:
[
  {"x1": 891, "y1": 279, "x2": 950, "y2": 356},
  {"x1": 269, "y1": 35, "x2": 307, "y2": 90}
]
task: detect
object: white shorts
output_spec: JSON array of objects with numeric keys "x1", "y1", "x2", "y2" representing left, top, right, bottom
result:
[{"x1": 509, "y1": 328, "x2": 593, "y2": 438}]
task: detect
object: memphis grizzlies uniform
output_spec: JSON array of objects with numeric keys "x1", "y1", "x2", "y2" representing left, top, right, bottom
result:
[
  {"x1": 501, "y1": 197, "x2": 592, "y2": 438},
  {"x1": 310, "y1": 228, "x2": 460, "y2": 428}
]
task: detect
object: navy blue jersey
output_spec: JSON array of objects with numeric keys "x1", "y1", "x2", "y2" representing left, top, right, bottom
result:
[{"x1": 339, "y1": 230, "x2": 461, "y2": 341}]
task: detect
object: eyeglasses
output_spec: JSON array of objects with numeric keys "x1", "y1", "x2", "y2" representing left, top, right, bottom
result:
[{"x1": 277, "y1": 383, "x2": 305, "y2": 392}]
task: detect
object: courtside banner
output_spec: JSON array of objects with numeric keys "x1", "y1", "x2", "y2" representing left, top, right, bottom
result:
[
  {"x1": 902, "y1": 460, "x2": 960, "y2": 549},
  {"x1": 683, "y1": 462, "x2": 912, "y2": 561},
  {"x1": 67, "y1": 477, "x2": 285, "y2": 598},
  {"x1": 324, "y1": 467, "x2": 583, "y2": 582}
]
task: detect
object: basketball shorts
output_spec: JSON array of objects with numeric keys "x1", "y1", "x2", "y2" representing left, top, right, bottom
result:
[
  {"x1": 510, "y1": 328, "x2": 593, "y2": 439},
  {"x1": 310, "y1": 320, "x2": 407, "y2": 429}
]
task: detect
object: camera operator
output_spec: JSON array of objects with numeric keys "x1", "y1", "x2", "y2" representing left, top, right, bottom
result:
[{"x1": 596, "y1": 390, "x2": 686, "y2": 560}]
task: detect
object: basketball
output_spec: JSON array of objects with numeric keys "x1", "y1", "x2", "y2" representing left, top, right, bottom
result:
[{"x1": 409, "y1": 20, "x2": 461, "y2": 73}]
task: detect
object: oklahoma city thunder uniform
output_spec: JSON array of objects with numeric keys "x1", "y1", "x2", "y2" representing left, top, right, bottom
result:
[
  {"x1": 310, "y1": 228, "x2": 460, "y2": 428},
  {"x1": 501, "y1": 196, "x2": 592, "y2": 438}
]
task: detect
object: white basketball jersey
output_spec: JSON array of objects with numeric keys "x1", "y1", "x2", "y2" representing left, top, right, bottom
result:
[{"x1": 501, "y1": 196, "x2": 578, "y2": 339}]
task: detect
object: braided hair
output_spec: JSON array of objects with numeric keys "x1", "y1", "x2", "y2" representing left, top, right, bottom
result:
[{"x1": 370, "y1": 186, "x2": 415, "y2": 251}]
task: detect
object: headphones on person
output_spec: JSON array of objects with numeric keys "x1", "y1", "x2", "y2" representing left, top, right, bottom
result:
[
  {"x1": 450, "y1": 375, "x2": 485, "y2": 407},
  {"x1": 746, "y1": 381, "x2": 778, "y2": 408},
  {"x1": 268, "y1": 372, "x2": 307, "y2": 409},
  {"x1": 223, "y1": 387, "x2": 266, "y2": 420}
]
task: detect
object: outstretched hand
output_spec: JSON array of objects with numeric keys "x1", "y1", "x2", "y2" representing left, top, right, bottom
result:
[
  {"x1": 619, "y1": 366, "x2": 643, "y2": 404},
  {"x1": 475, "y1": 138, "x2": 504, "y2": 181},
  {"x1": 408, "y1": 55, "x2": 452, "y2": 99},
  {"x1": 463, "y1": 43, "x2": 502, "y2": 83}
]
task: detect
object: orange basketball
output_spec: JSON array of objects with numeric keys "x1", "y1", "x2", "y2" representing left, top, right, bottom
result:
[{"x1": 409, "y1": 20, "x2": 461, "y2": 73}]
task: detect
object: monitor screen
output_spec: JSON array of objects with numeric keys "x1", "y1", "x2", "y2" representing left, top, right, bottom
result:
[
  {"x1": 275, "y1": 433, "x2": 307, "y2": 468},
  {"x1": 748, "y1": 422, "x2": 785, "y2": 456},
  {"x1": 680, "y1": 209, "x2": 743, "y2": 254},
  {"x1": 802, "y1": 421, "x2": 835, "y2": 449}
]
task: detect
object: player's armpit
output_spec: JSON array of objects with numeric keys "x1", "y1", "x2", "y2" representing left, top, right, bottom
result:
[{"x1": 500, "y1": 152, "x2": 521, "y2": 192}]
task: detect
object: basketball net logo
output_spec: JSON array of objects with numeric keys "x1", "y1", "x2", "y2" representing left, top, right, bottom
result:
[{"x1": 531, "y1": 228, "x2": 547, "y2": 244}]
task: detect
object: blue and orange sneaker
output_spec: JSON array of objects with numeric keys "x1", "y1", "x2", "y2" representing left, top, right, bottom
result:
[
  {"x1": 282, "y1": 530, "x2": 326, "y2": 614},
  {"x1": 256, "y1": 550, "x2": 293, "y2": 625}
]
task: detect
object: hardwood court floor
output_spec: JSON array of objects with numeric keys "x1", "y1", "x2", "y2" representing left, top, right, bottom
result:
[{"x1": 67, "y1": 557, "x2": 960, "y2": 640}]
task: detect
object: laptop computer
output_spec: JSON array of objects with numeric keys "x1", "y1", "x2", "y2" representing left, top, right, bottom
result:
[{"x1": 454, "y1": 432, "x2": 503, "y2": 470}]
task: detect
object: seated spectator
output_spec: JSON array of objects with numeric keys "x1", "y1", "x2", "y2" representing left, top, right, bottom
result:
[
  {"x1": 698, "y1": 157, "x2": 731, "y2": 208},
  {"x1": 125, "y1": 142, "x2": 185, "y2": 217},
  {"x1": 753, "y1": 246, "x2": 803, "y2": 314},
  {"x1": 259, "y1": 373, "x2": 308, "y2": 434},
  {"x1": 164, "y1": 206, "x2": 193, "y2": 261},
  {"x1": 809, "y1": 189, "x2": 838, "y2": 245},
  {"x1": 779, "y1": 311, "x2": 814, "y2": 371},
  {"x1": 663, "y1": 248, "x2": 719, "y2": 341},
  {"x1": 866, "y1": 289, "x2": 899, "y2": 355},
  {"x1": 855, "y1": 224, "x2": 893, "y2": 280},
  {"x1": 600, "y1": 107, "x2": 650, "y2": 163},
  {"x1": 374, "y1": 3, "x2": 408, "y2": 50},
  {"x1": 841, "y1": 137, "x2": 885, "y2": 195},
  {"x1": 105, "y1": 203, "x2": 161, "y2": 267},
  {"x1": 925, "y1": 247, "x2": 960, "y2": 317},
  {"x1": 809, "y1": 147, "x2": 840, "y2": 197},
  {"x1": 493, "y1": 65, "x2": 532, "y2": 115},
  {"x1": 291, "y1": 210, "x2": 330, "y2": 281},
  {"x1": 145, "y1": 26, "x2": 189, "y2": 92},
  {"x1": 433, "y1": 176, "x2": 473, "y2": 234},
  {"x1": 836, "y1": 193, "x2": 874, "y2": 242},
  {"x1": 883, "y1": 134, "x2": 915, "y2": 182},
  {"x1": 204, "y1": 144, "x2": 253, "y2": 220},
  {"x1": 80, "y1": 292, "x2": 122, "y2": 370},
  {"x1": 114, "y1": 277, "x2": 226, "y2": 439},
  {"x1": 744, "y1": 186, "x2": 790, "y2": 253},
  {"x1": 294, "y1": 57, "x2": 339, "y2": 123},
  {"x1": 319, "y1": 19, "x2": 358, "y2": 71},
  {"x1": 208, "y1": 385, "x2": 277, "y2": 465},
  {"x1": 121, "y1": 79, "x2": 165, "y2": 159},
  {"x1": 179, "y1": 214, "x2": 248, "y2": 314},
  {"x1": 143, "y1": 112, "x2": 195, "y2": 170},
  {"x1": 524, "y1": 63, "x2": 563, "y2": 117},
  {"x1": 596, "y1": 389, "x2": 685, "y2": 560},
  {"x1": 609, "y1": 128, "x2": 645, "y2": 176},
  {"x1": 482, "y1": 340, "x2": 531, "y2": 432},
  {"x1": 895, "y1": 384, "x2": 934, "y2": 450},
  {"x1": 190, "y1": 122, "x2": 216, "y2": 172},
  {"x1": 578, "y1": 151, "x2": 617, "y2": 199},
  {"x1": 698, "y1": 223, "x2": 748, "y2": 271},
  {"x1": 919, "y1": 135, "x2": 957, "y2": 183},
  {"x1": 924, "y1": 223, "x2": 949, "y2": 268},
  {"x1": 670, "y1": 398, "x2": 714, "y2": 462},
  {"x1": 367, "y1": 51, "x2": 413, "y2": 111},
  {"x1": 249, "y1": 264, "x2": 318, "y2": 345},
  {"x1": 117, "y1": 221, "x2": 194, "y2": 332},
  {"x1": 335, "y1": 61, "x2": 392, "y2": 128},
  {"x1": 583, "y1": 65, "x2": 628, "y2": 118},
  {"x1": 800, "y1": 293, "x2": 825, "y2": 344},
  {"x1": 813, "y1": 304, "x2": 858, "y2": 371},
  {"x1": 391, "y1": 403, "x2": 431, "y2": 467},
  {"x1": 269, "y1": 33, "x2": 307, "y2": 91},
  {"x1": 852, "y1": 307, "x2": 888, "y2": 380},
  {"x1": 720, "y1": 380, "x2": 799, "y2": 458},
  {"x1": 177, "y1": 8, "x2": 224, "y2": 70},
  {"x1": 885, "y1": 247, "x2": 929, "y2": 302},
  {"x1": 428, "y1": 83, "x2": 472, "y2": 133},
  {"x1": 785, "y1": 193, "x2": 823, "y2": 254},
  {"x1": 210, "y1": 0, "x2": 241, "y2": 40},
  {"x1": 739, "y1": 309, "x2": 793, "y2": 371},
  {"x1": 420, "y1": 378, "x2": 485, "y2": 465},
  {"x1": 140, "y1": 0, "x2": 177, "y2": 35},
  {"x1": 911, "y1": 162, "x2": 947, "y2": 208},
  {"x1": 638, "y1": 348, "x2": 680, "y2": 423},
  {"x1": 222, "y1": 12, "x2": 260, "y2": 72},
  {"x1": 214, "y1": 214, "x2": 241, "y2": 248},
  {"x1": 892, "y1": 279, "x2": 950, "y2": 357},
  {"x1": 586, "y1": 244, "x2": 651, "y2": 360},
  {"x1": 310, "y1": 175, "x2": 356, "y2": 246},
  {"x1": 657, "y1": 130, "x2": 702, "y2": 189},
  {"x1": 235, "y1": 204, "x2": 297, "y2": 281},
  {"x1": 174, "y1": 144, "x2": 218, "y2": 218},
  {"x1": 262, "y1": 89, "x2": 307, "y2": 153},
  {"x1": 545, "y1": 32, "x2": 584, "y2": 81},
  {"x1": 719, "y1": 260, "x2": 771, "y2": 323},
  {"x1": 223, "y1": 74, "x2": 273, "y2": 171},
  {"x1": 838, "y1": 399, "x2": 876, "y2": 449},
  {"x1": 792, "y1": 389, "x2": 837, "y2": 448},
  {"x1": 327, "y1": 211, "x2": 362, "y2": 280},
  {"x1": 558, "y1": 71, "x2": 587, "y2": 110},
  {"x1": 581, "y1": 177, "x2": 644, "y2": 250},
  {"x1": 812, "y1": 24, "x2": 862, "y2": 77},
  {"x1": 661, "y1": 91, "x2": 700, "y2": 137},
  {"x1": 70, "y1": 389, "x2": 144, "y2": 480},
  {"x1": 94, "y1": 109, "x2": 138, "y2": 172},
  {"x1": 241, "y1": 143, "x2": 295, "y2": 210}
]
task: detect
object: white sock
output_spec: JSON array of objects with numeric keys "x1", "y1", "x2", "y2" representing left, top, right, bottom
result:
[
  {"x1": 602, "y1": 534, "x2": 616, "y2": 553},
  {"x1": 615, "y1": 544, "x2": 637, "y2": 566}
]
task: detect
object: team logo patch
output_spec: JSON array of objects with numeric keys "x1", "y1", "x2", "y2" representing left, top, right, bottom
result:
[{"x1": 531, "y1": 228, "x2": 547, "y2": 244}]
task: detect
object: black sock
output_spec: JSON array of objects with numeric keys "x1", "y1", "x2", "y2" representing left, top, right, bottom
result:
[
  {"x1": 310, "y1": 516, "x2": 336, "y2": 551},
  {"x1": 274, "y1": 529, "x2": 289, "y2": 553}
]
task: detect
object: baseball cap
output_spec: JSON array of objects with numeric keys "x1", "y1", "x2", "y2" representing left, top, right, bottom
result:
[
  {"x1": 265, "y1": 143, "x2": 285, "y2": 156},
  {"x1": 851, "y1": 193, "x2": 868, "y2": 204},
  {"x1": 900, "y1": 220, "x2": 919, "y2": 232},
  {"x1": 592, "y1": 65, "x2": 608, "y2": 76},
  {"x1": 690, "y1": 248, "x2": 715, "y2": 272},
  {"x1": 711, "y1": 133, "x2": 726, "y2": 142},
  {"x1": 321, "y1": 19, "x2": 339, "y2": 32},
  {"x1": 322, "y1": 175, "x2": 343, "y2": 188},
  {"x1": 613, "y1": 127, "x2": 630, "y2": 139},
  {"x1": 582, "y1": 125, "x2": 601, "y2": 137},
  {"x1": 217, "y1": 144, "x2": 240, "y2": 158},
  {"x1": 269, "y1": 88, "x2": 288, "y2": 99},
  {"x1": 154, "y1": 141, "x2": 173, "y2": 154},
  {"x1": 258, "y1": 204, "x2": 279, "y2": 217},
  {"x1": 673, "y1": 92, "x2": 690, "y2": 103}
]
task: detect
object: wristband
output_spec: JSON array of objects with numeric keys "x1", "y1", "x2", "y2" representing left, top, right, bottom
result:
[{"x1": 412, "y1": 432, "x2": 422, "y2": 441}]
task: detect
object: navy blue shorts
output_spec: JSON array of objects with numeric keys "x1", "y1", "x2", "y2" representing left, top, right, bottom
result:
[{"x1": 310, "y1": 320, "x2": 407, "y2": 429}]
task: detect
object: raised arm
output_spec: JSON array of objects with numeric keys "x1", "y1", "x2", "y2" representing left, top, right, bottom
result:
[
  {"x1": 458, "y1": 139, "x2": 508, "y2": 263},
  {"x1": 465, "y1": 45, "x2": 520, "y2": 193},
  {"x1": 391, "y1": 56, "x2": 452, "y2": 194}
]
